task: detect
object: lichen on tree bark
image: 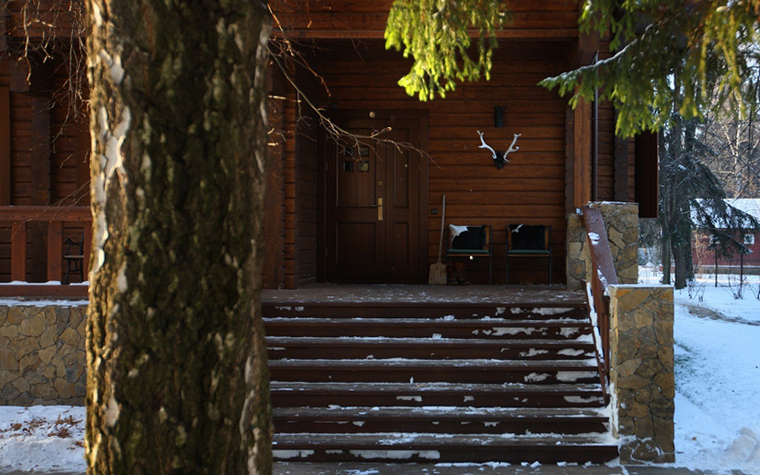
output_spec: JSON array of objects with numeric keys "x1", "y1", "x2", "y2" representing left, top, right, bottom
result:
[{"x1": 85, "y1": 1, "x2": 273, "y2": 473}]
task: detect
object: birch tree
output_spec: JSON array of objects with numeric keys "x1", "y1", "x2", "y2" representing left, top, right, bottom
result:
[{"x1": 85, "y1": 1, "x2": 272, "y2": 473}]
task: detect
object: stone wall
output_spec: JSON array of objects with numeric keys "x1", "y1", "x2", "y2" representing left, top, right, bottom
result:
[
  {"x1": 609, "y1": 285, "x2": 675, "y2": 463},
  {"x1": 0, "y1": 303, "x2": 87, "y2": 405},
  {"x1": 566, "y1": 202, "x2": 639, "y2": 290}
]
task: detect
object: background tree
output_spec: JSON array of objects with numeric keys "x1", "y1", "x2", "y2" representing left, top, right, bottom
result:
[
  {"x1": 540, "y1": 0, "x2": 760, "y2": 137},
  {"x1": 699, "y1": 103, "x2": 760, "y2": 198},
  {"x1": 85, "y1": 1, "x2": 272, "y2": 473},
  {"x1": 654, "y1": 81, "x2": 759, "y2": 289}
]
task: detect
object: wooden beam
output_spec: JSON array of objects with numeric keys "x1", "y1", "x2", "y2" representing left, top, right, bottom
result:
[
  {"x1": 11, "y1": 221, "x2": 27, "y2": 281},
  {"x1": 47, "y1": 220, "x2": 63, "y2": 281},
  {"x1": 0, "y1": 205, "x2": 92, "y2": 221},
  {"x1": 614, "y1": 134, "x2": 631, "y2": 201},
  {"x1": 30, "y1": 95, "x2": 51, "y2": 282},
  {"x1": 0, "y1": 5, "x2": 7, "y2": 52},
  {"x1": 83, "y1": 222, "x2": 92, "y2": 281},
  {"x1": 573, "y1": 99, "x2": 592, "y2": 208},
  {"x1": 0, "y1": 86, "x2": 9, "y2": 205},
  {"x1": 30, "y1": 96, "x2": 51, "y2": 205},
  {"x1": 273, "y1": 28, "x2": 579, "y2": 40},
  {"x1": 635, "y1": 131, "x2": 659, "y2": 218}
]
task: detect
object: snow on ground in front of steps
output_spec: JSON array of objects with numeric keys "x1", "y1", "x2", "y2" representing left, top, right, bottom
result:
[
  {"x1": 1, "y1": 272, "x2": 759, "y2": 473},
  {"x1": 0, "y1": 405, "x2": 85, "y2": 473}
]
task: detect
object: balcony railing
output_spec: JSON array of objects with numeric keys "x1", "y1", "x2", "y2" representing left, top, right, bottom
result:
[{"x1": 0, "y1": 206, "x2": 91, "y2": 298}]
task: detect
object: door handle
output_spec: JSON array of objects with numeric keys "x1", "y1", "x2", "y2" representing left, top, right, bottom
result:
[{"x1": 377, "y1": 197, "x2": 383, "y2": 221}]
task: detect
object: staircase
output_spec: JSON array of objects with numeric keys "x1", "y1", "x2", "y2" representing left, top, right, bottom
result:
[{"x1": 263, "y1": 293, "x2": 618, "y2": 464}]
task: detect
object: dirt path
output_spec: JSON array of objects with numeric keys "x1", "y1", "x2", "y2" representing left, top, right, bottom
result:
[{"x1": 682, "y1": 302, "x2": 760, "y2": 327}]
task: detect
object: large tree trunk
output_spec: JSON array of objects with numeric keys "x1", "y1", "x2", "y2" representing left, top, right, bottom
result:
[{"x1": 85, "y1": 1, "x2": 272, "y2": 473}]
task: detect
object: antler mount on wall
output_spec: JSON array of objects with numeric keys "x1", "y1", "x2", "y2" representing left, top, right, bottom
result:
[{"x1": 477, "y1": 130, "x2": 521, "y2": 169}]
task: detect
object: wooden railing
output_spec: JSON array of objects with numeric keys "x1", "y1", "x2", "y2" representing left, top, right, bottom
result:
[
  {"x1": 581, "y1": 205, "x2": 619, "y2": 399},
  {"x1": 0, "y1": 206, "x2": 91, "y2": 297}
]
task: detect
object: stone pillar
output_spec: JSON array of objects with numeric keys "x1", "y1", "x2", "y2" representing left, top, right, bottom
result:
[
  {"x1": 594, "y1": 202, "x2": 639, "y2": 284},
  {"x1": 0, "y1": 304, "x2": 87, "y2": 405},
  {"x1": 609, "y1": 285, "x2": 675, "y2": 464},
  {"x1": 566, "y1": 212, "x2": 587, "y2": 290},
  {"x1": 566, "y1": 202, "x2": 639, "y2": 290}
]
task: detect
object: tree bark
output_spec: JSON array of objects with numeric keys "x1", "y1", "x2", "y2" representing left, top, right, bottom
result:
[{"x1": 85, "y1": 1, "x2": 272, "y2": 473}]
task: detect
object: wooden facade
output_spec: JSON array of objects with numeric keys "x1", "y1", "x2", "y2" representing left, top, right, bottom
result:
[
  {"x1": 263, "y1": 0, "x2": 645, "y2": 288},
  {"x1": 1, "y1": 0, "x2": 655, "y2": 289}
]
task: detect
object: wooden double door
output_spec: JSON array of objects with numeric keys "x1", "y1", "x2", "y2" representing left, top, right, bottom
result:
[{"x1": 323, "y1": 112, "x2": 428, "y2": 282}]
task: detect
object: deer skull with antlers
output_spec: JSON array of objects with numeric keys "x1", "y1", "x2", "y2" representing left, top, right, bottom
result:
[{"x1": 477, "y1": 131, "x2": 521, "y2": 169}]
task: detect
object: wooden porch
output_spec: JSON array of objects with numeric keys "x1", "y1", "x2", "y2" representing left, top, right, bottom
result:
[{"x1": 0, "y1": 206, "x2": 91, "y2": 298}]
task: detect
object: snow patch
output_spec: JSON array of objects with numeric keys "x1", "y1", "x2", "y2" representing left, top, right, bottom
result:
[
  {"x1": 396, "y1": 396, "x2": 422, "y2": 402},
  {"x1": 272, "y1": 450, "x2": 314, "y2": 459},
  {"x1": 558, "y1": 348, "x2": 586, "y2": 357},
  {"x1": 556, "y1": 371, "x2": 598, "y2": 383},
  {"x1": 349, "y1": 450, "x2": 440, "y2": 460},
  {"x1": 524, "y1": 372, "x2": 550, "y2": 383}
]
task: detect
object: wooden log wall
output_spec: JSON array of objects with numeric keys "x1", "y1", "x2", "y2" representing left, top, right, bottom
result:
[
  {"x1": 263, "y1": 60, "x2": 321, "y2": 289},
  {"x1": 273, "y1": 0, "x2": 579, "y2": 38},
  {"x1": 0, "y1": 47, "x2": 89, "y2": 282},
  {"x1": 263, "y1": 64, "x2": 287, "y2": 289},
  {"x1": 300, "y1": 40, "x2": 577, "y2": 284},
  {"x1": 3, "y1": 0, "x2": 82, "y2": 41},
  {"x1": 294, "y1": 66, "x2": 320, "y2": 287}
]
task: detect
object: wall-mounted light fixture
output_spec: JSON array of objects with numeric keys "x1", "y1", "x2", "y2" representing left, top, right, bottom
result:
[
  {"x1": 477, "y1": 130, "x2": 521, "y2": 170},
  {"x1": 494, "y1": 106, "x2": 504, "y2": 128}
]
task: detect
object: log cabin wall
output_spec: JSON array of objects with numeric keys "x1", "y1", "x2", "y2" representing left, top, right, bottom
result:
[
  {"x1": 0, "y1": 45, "x2": 89, "y2": 282},
  {"x1": 294, "y1": 66, "x2": 320, "y2": 287},
  {"x1": 263, "y1": 0, "x2": 645, "y2": 286},
  {"x1": 263, "y1": 64, "x2": 288, "y2": 289},
  {"x1": 264, "y1": 60, "x2": 321, "y2": 289},
  {"x1": 297, "y1": 39, "x2": 574, "y2": 284},
  {"x1": 0, "y1": 0, "x2": 648, "y2": 286}
]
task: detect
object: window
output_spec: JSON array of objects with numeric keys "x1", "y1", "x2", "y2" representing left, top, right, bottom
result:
[{"x1": 744, "y1": 234, "x2": 755, "y2": 246}]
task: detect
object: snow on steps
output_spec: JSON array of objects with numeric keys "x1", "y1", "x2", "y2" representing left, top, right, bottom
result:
[{"x1": 263, "y1": 300, "x2": 617, "y2": 464}]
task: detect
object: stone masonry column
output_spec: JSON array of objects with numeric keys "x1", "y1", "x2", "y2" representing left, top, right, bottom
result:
[
  {"x1": 566, "y1": 202, "x2": 639, "y2": 290},
  {"x1": 609, "y1": 285, "x2": 675, "y2": 463}
]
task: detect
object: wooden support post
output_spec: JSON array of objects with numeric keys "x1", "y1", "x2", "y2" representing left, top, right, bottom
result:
[
  {"x1": 84, "y1": 222, "x2": 93, "y2": 281},
  {"x1": 47, "y1": 220, "x2": 63, "y2": 282},
  {"x1": 0, "y1": 8, "x2": 7, "y2": 52},
  {"x1": 614, "y1": 134, "x2": 631, "y2": 201},
  {"x1": 29, "y1": 96, "x2": 52, "y2": 281},
  {"x1": 573, "y1": 99, "x2": 592, "y2": 208},
  {"x1": 11, "y1": 221, "x2": 27, "y2": 281},
  {"x1": 0, "y1": 86, "x2": 9, "y2": 205}
]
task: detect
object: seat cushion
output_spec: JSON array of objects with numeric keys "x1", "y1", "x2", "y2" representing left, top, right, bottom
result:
[
  {"x1": 449, "y1": 225, "x2": 486, "y2": 250},
  {"x1": 509, "y1": 225, "x2": 546, "y2": 251}
]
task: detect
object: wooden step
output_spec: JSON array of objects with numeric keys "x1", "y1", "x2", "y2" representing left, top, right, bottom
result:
[
  {"x1": 270, "y1": 382, "x2": 606, "y2": 409},
  {"x1": 263, "y1": 302, "x2": 589, "y2": 320},
  {"x1": 271, "y1": 433, "x2": 619, "y2": 464},
  {"x1": 273, "y1": 406, "x2": 609, "y2": 435},
  {"x1": 267, "y1": 336, "x2": 595, "y2": 360},
  {"x1": 268, "y1": 359, "x2": 600, "y2": 385},
  {"x1": 264, "y1": 317, "x2": 593, "y2": 340},
  {"x1": 264, "y1": 293, "x2": 615, "y2": 464}
]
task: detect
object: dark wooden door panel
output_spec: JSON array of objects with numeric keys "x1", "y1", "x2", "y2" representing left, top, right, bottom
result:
[{"x1": 325, "y1": 112, "x2": 424, "y2": 282}]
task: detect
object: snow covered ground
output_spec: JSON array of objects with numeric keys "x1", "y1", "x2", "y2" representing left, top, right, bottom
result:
[
  {"x1": 1, "y1": 273, "x2": 759, "y2": 473},
  {"x1": 643, "y1": 271, "x2": 760, "y2": 474}
]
